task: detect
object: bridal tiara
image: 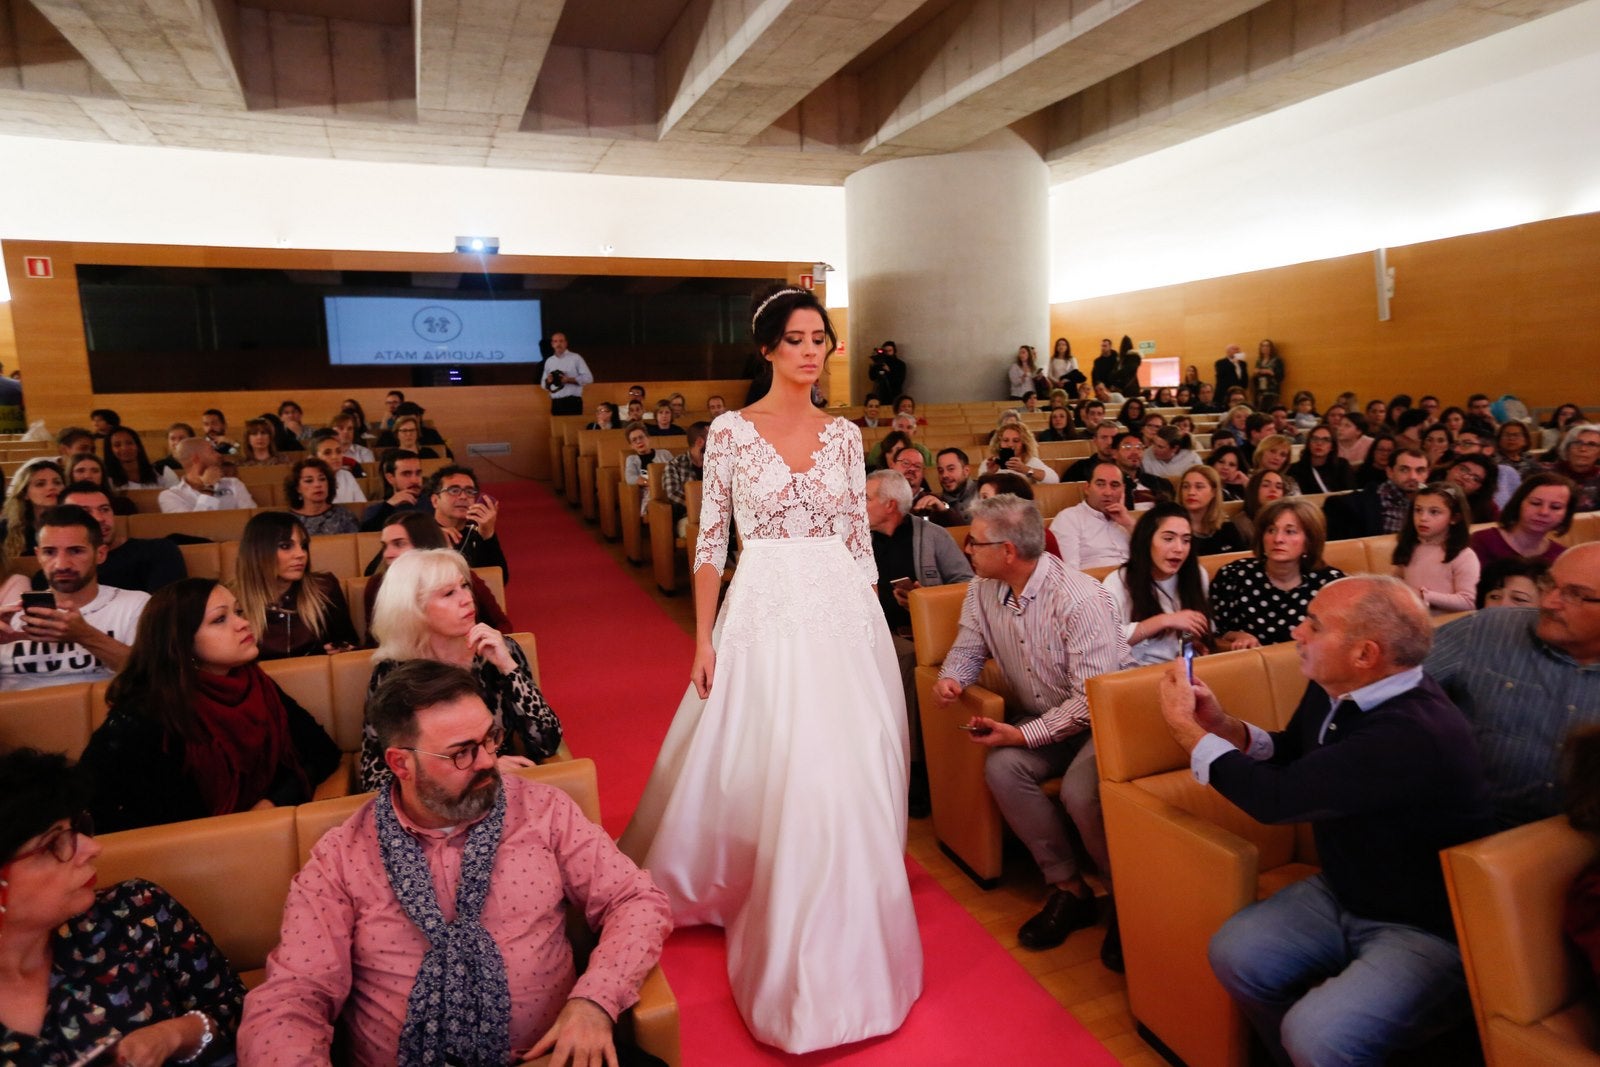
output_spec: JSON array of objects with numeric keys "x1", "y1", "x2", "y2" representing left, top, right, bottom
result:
[{"x1": 751, "y1": 287, "x2": 810, "y2": 331}]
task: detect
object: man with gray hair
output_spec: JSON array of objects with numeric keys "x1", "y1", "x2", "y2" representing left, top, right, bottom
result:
[
  {"x1": 1158, "y1": 576, "x2": 1491, "y2": 1066},
  {"x1": 933, "y1": 493, "x2": 1128, "y2": 963},
  {"x1": 156, "y1": 436, "x2": 257, "y2": 512},
  {"x1": 866, "y1": 469, "x2": 972, "y2": 818},
  {"x1": 866, "y1": 412, "x2": 933, "y2": 468}
]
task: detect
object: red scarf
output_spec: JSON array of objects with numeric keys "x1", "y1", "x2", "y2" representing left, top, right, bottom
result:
[{"x1": 184, "y1": 665, "x2": 306, "y2": 816}]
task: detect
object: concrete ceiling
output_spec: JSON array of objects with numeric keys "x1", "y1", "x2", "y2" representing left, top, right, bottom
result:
[{"x1": 0, "y1": 0, "x2": 1584, "y2": 186}]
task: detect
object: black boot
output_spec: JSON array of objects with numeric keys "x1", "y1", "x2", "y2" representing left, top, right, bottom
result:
[
  {"x1": 1017, "y1": 889, "x2": 1096, "y2": 950},
  {"x1": 908, "y1": 762, "x2": 931, "y2": 819}
]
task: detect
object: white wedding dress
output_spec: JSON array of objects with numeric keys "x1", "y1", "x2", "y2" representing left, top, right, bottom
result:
[{"x1": 620, "y1": 411, "x2": 923, "y2": 1054}]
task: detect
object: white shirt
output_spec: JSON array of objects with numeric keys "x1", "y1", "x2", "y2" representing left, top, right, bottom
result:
[
  {"x1": 0, "y1": 585, "x2": 150, "y2": 690},
  {"x1": 344, "y1": 444, "x2": 375, "y2": 466},
  {"x1": 543, "y1": 352, "x2": 593, "y2": 399},
  {"x1": 1048, "y1": 500, "x2": 1131, "y2": 570},
  {"x1": 1141, "y1": 449, "x2": 1200, "y2": 479},
  {"x1": 1101, "y1": 568, "x2": 1210, "y2": 667},
  {"x1": 333, "y1": 468, "x2": 367, "y2": 504},
  {"x1": 157, "y1": 477, "x2": 258, "y2": 512}
]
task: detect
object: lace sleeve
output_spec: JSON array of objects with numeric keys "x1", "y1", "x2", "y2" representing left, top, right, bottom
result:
[
  {"x1": 842, "y1": 424, "x2": 876, "y2": 584},
  {"x1": 692, "y1": 417, "x2": 736, "y2": 575}
]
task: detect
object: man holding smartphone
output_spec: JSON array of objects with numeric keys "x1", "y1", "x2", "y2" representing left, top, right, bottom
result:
[
  {"x1": 1, "y1": 505, "x2": 149, "y2": 690},
  {"x1": 429, "y1": 465, "x2": 510, "y2": 583}
]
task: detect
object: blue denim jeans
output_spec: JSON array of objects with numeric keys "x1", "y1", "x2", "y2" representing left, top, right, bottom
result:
[{"x1": 1208, "y1": 874, "x2": 1470, "y2": 1067}]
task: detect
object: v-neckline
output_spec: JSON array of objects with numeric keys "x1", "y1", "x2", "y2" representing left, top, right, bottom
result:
[{"x1": 736, "y1": 411, "x2": 834, "y2": 477}]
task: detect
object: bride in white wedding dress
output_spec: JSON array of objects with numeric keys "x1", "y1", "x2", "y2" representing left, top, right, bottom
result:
[{"x1": 620, "y1": 285, "x2": 923, "y2": 1054}]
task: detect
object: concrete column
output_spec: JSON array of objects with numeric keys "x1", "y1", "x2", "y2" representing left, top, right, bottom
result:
[{"x1": 844, "y1": 128, "x2": 1049, "y2": 405}]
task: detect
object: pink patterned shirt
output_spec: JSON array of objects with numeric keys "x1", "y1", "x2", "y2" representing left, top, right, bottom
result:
[{"x1": 239, "y1": 776, "x2": 671, "y2": 1067}]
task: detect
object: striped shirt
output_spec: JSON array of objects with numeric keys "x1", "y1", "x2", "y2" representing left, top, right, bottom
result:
[{"x1": 939, "y1": 553, "x2": 1129, "y2": 747}]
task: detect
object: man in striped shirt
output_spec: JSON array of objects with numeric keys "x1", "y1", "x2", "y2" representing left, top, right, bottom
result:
[{"x1": 933, "y1": 494, "x2": 1130, "y2": 964}]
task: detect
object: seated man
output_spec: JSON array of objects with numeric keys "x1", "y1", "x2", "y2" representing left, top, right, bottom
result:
[
  {"x1": 1141, "y1": 426, "x2": 1200, "y2": 479},
  {"x1": 1426, "y1": 541, "x2": 1600, "y2": 829},
  {"x1": 360, "y1": 449, "x2": 429, "y2": 532},
  {"x1": 1158, "y1": 576, "x2": 1491, "y2": 1065},
  {"x1": 200, "y1": 407, "x2": 238, "y2": 455},
  {"x1": 334, "y1": 412, "x2": 375, "y2": 467},
  {"x1": 55, "y1": 426, "x2": 97, "y2": 462},
  {"x1": 1112, "y1": 433, "x2": 1174, "y2": 506},
  {"x1": 919, "y1": 447, "x2": 978, "y2": 526},
  {"x1": 157, "y1": 437, "x2": 257, "y2": 512},
  {"x1": 1, "y1": 505, "x2": 150, "y2": 690},
  {"x1": 239, "y1": 660, "x2": 672, "y2": 1067},
  {"x1": 1324, "y1": 447, "x2": 1428, "y2": 540},
  {"x1": 1077, "y1": 399, "x2": 1108, "y2": 434},
  {"x1": 1049, "y1": 461, "x2": 1135, "y2": 570},
  {"x1": 866, "y1": 469, "x2": 973, "y2": 817},
  {"x1": 934, "y1": 495, "x2": 1128, "y2": 963},
  {"x1": 892, "y1": 448, "x2": 939, "y2": 512},
  {"x1": 1063, "y1": 423, "x2": 1120, "y2": 483},
  {"x1": 431, "y1": 465, "x2": 510, "y2": 582},
  {"x1": 662, "y1": 422, "x2": 708, "y2": 525},
  {"x1": 49, "y1": 481, "x2": 186, "y2": 593},
  {"x1": 705, "y1": 395, "x2": 727, "y2": 419}
]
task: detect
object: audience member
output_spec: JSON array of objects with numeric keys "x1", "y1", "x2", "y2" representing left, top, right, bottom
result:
[
  {"x1": 362, "y1": 512, "x2": 513, "y2": 639},
  {"x1": 338, "y1": 398, "x2": 370, "y2": 440},
  {"x1": 360, "y1": 550, "x2": 560, "y2": 790},
  {"x1": 102, "y1": 426, "x2": 164, "y2": 489},
  {"x1": 1324, "y1": 446, "x2": 1428, "y2": 540},
  {"x1": 53, "y1": 481, "x2": 186, "y2": 593},
  {"x1": 1468, "y1": 471, "x2": 1574, "y2": 566},
  {"x1": 0, "y1": 505, "x2": 149, "y2": 690},
  {"x1": 153, "y1": 422, "x2": 194, "y2": 483},
  {"x1": 1102, "y1": 502, "x2": 1210, "y2": 666},
  {"x1": 1117, "y1": 397, "x2": 1147, "y2": 431},
  {"x1": 981, "y1": 423, "x2": 1058, "y2": 485},
  {"x1": 1437, "y1": 405, "x2": 1468, "y2": 437},
  {"x1": 360, "y1": 448, "x2": 429, "y2": 532},
  {"x1": 1214, "y1": 405, "x2": 1252, "y2": 450},
  {"x1": 1063, "y1": 423, "x2": 1120, "y2": 483},
  {"x1": 1252, "y1": 339, "x2": 1284, "y2": 404},
  {"x1": 586, "y1": 401, "x2": 620, "y2": 431},
  {"x1": 934, "y1": 494, "x2": 1128, "y2": 965},
  {"x1": 1334, "y1": 410, "x2": 1373, "y2": 466},
  {"x1": 1009, "y1": 345, "x2": 1040, "y2": 400},
  {"x1": 1475, "y1": 555, "x2": 1551, "y2": 609},
  {"x1": 1394, "y1": 407, "x2": 1430, "y2": 451},
  {"x1": 1288, "y1": 391, "x2": 1320, "y2": 434},
  {"x1": 242, "y1": 660, "x2": 670, "y2": 1067},
  {"x1": 1352, "y1": 432, "x2": 1398, "y2": 490},
  {"x1": 199, "y1": 408, "x2": 236, "y2": 455},
  {"x1": 892, "y1": 448, "x2": 939, "y2": 511},
  {"x1": 1231, "y1": 468, "x2": 1290, "y2": 544},
  {"x1": 1211, "y1": 499, "x2": 1346, "y2": 650},
  {"x1": 1420, "y1": 424, "x2": 1454, "y2": 469},
  {"x1": 276, "y1": 400, "x2": 312, "y2": 449},
  {"x1": 0, "y1": 749, "x2": 246, "y2": 1063},
  {"x1": 1037, "y1": 405, "x2": 1077, "y2": 442},
  {"x1": 88, "y1": 407, "x2": 120, "y2": 437},
  {"x1": 1049, "y1": 461, "x2": 1135, "y2": 570},
  {"x1": 706, "y1": 394, "x2": 727, "y2": 418},
  {"x1": 310, "y1": 432, "x2": 369, "y2": 501},
  {"x1": 867, "y1": 413, "x2": 933, "y2": 467},
  {"x1": 921, "y1": 447, "x2": 979, "y2": 525},
  {"x1": 1160, "y1": 576, "x2": 1490, "y2": 1066},
  {"x1": 430, "y1": 466, "x2": 510, "y2": 580},
  {"x1": 1214, "y1": 345, "x2": 1249, "y2": 399},
  {"x1": 1179, "y1": 465, "x2": 1247, "y2": 556},
  {"x1": 662, "y1": 421, "x2": 708, "y2": 525},
  {"x1": 1427, "y1": 542, "x2": 1600, "y2": 829},
  {"x1": 232, "y1": 416, "x2": 282, "y2": 468},
  {"x1": 1141, "y1": 425, "x2": 1200, "y2": 479},
  {"x1": 1392, "y1": 483, "x2": 1479, "y2": 613},
  {"x1": 1551, "y1": 423, "x2": 1600, "y2": 512},
  {"x1": 1287, "y1": 423, "x2": 1354, "y2": 493},
  {"x1": 158, "y1": 438, "x2": 257, "y2": 512},
  {"x1": 624, "y1": 424, "x2": 672, "y2": 517},
  {"x1": 391, "y1": 414, "x2": 441, "y2": 459},
  {"x1": 62, "y1": 453, "x2": 136, "y2": 516},
  {"x1": 284, "y1": 457, "x2": 361, "y2": 535},
  {"x1": 1205, "y1": 444, "x2": 1250, "y2": 501},
  {"x1": 1077, "y1": 399, "x2": 1108, "y2": 432},
  {"x1": 55, "y1": 427, "x2": 96, "y2": 464},
  {"x1": 233, "y1": 512, "x2": 357, "y2": 659},
  {"x1": 855, "y1": 396, "x2": 886, "y2": 428},
  {"x1": 1048, "y1": 337, "x2": 1083, "y2": 392},
  {"x1": 1189, "y1": 382, "x2": 1220, "y2": 414},
  {"x1": 1442, "y1": 453, "x2": 1498, "y2": 523},
  {"x1": 79, "y1": 578, "x2": 341, "y2": 831},
  {"x1": 325, "y1": 413, "x2": 372, "y2": 468},
  {"x1": 1494, "y1": 419, "x2": 1542, "y2": 478},
  {"x1": 1111, "y1": 433, "x2": 1173, "y2": 506}
]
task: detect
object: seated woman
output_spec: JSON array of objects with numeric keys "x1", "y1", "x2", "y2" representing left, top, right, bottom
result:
[
  {"x1": 1211, "y1": 498, "x2": 1346, "y2": 650},
  {"x1": 103, "y1": 426, "x2": 165, "y2": 490},
  {"x1": 362, "y1": 512, "x2": 513, "y2": 641},
  {"x1": 1037, "y1": 405, "x2": 1077, "y2": 442},
  {"x1": 1353, "y1": 432, "x2": 1399, "y2": 489},
  {"x1": 0, "y1": 749, "x2": 247, "y2": 1062},
  {"x1": 78, "y1": 579, "x2": 342, "y2": 831},
  {"x1": 284, "y1": 457, "x2": 360, "y2": 536},
  {"x1": 236, "y1": 417, "x2": 288, "y2": 468},
  {"x1": 1231, "y1": 467, "x2": 1290, "y2": 544},
  {"x1": 233, "y1": 512, "x2": 358, "y2": 659},
  {"x1": 586, "y1": 401, "x2": 620, "y2": 431},
  {"x1": 1420, "y1": 424, "x2": 1455, "y2": 470},
  {"x1": 1215, "y1": 405, "x2": 1253, "y2": 450},
  {"x1": 1287, "y1": 423, "x2": 1354, "y2": 494},
  {"x1": 153, "y1": 423, "x2": 193, "y2": 486},
  {"x1": 391, "y1": 413, "x2": 442, "y2": 459},
  {"x1": 310, "y1": 433, "x2": 369, "y2": 500},
  {"x1": 980, "y1": 423, "x2": 1059, "y2": 485},
  {"x1": 1117, "y1": 397, "x2": 1147, "y2": 432},
  {"x1": 1442, "y1": 453, "x2": 1499, "y2": 523},
  {"x1": 1391, "y1": 483, "x2": 1479, "y2": 614},
  {"x1": 1102, "y1": 502, "x2": 1211, "y2": 667},
  {"x1": 0, "y1": 458, "x2": 64, "y2": 558},
  {"x1": 1179, "y1": 464, "x2": 1246, "y2": 556},
  {"x1": 1469, "y1": 471, "x2": 1575, "y2": 566},
  {"x1": 1206, "y1": 444, "x2": 1251, "y2": 502},
  {"x1": 64, "y1": 452, "x2": 137, "y2": 515},
  {"x1": 1495, "y1": 419, "x2": 1545, "y2": 478},
  {"x1": 1475, "y1": 555, "x2": 1551, "y2": 609},
  {"x1": 358, "y1": 549, "x2": 561, "y2": 790},
  {"x1": 1250, "y1": 434, "x2": 1297, "y2": 483}
]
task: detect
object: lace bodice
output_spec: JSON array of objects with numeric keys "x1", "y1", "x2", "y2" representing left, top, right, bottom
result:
[{"x1": 693, "y1": 412, "x2": 875, "y2": 584}]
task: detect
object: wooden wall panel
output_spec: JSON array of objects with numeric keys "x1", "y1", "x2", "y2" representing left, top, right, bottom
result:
[
  {"x1": 3, "y1": 240, "x2": 810, "y2": 477},
  {"x1": 0, "y1": 303, "x2": 15, "y2": 377},
  {"x1": 1051, "y1": 211, "x2": 1600, "y2": 410}
]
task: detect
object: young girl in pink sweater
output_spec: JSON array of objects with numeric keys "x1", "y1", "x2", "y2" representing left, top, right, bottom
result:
[{"x1": 1392, "y1": 483, "x2": 1479, "y2": 613}]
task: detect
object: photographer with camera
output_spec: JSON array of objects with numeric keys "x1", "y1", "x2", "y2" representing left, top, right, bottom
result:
[
  {"x1": 868, "y1": 340, "x2": 907, "y2": 404},
  {"x1": 542, "y1": 331, "x2": 593, "y2": 415}
]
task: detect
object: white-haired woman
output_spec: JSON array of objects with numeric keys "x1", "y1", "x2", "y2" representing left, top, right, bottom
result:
[{"x1": 356, "y1": 548, "x2": 561, "y2": 790}]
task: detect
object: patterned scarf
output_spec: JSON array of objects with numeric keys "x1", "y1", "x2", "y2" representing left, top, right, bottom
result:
[{"x1": 374, "y1": 780, "x2": 512, "y2": 1067}]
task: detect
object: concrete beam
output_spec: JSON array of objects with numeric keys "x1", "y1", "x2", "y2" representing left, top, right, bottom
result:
[
  {"x1": 28, "y1": 0, "x2": 245, "y2": 107},
  {"x1": 415, "y1": 0, "x2": 566, "y2": 121}
]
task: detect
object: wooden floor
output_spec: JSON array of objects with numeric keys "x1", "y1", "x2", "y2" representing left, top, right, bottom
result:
[{"x1": 573, "y1": 494, "x2": 1167, "y2": 1067}]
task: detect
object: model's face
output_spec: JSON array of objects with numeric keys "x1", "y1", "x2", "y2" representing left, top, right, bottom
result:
[
  {"x1": 765, "y1": 308, "x2": 827, "y2": 387},
  {"x1": 424, "y1": 577, "x2": 477, "y2": 637},
  {"x1": 193, "y1": 585, "x2": 258, "y2": 671},
  {"x1": 1485, "y1": 576, "x2": 1541, "y2": 608},
  {"x1": 275, "y1": 527, "x2": 309, "y2": 584},
  {"x1": 26, "y1": 468, "x2": 63, "y2": 508},
  {"x1": 298, "y1": 466, "x2": 330, "y2": 506},
  {"x1": 1180, "y1": 473, "x2": 1213, "y2": 513},
  {"x1": 1518, "y1": 486, "x2": 1570, "y2": 536},
  {"x1": 1261, "y1": 511, "x2": 1306, "y2": 565}
]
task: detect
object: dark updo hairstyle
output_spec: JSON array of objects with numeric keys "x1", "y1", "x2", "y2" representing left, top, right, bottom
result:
[
  {"x1": 750, "y1": 284, "x2": 837, "y2": 357},
  {"x1": 976, "y1": 471, "x2": 1035, "y2": 500},
  {"x1": 285, "y1": 457, "x2": 337, "y2": 510},
  {"x1": 0, "y1": 748, "x2": 91, "y2": 865}
]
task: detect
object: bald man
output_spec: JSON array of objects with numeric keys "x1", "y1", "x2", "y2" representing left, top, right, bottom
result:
[
  {"x1": 1427, "y1": 541, "x2": 1600, "y2": 829},
  {"x1": 1159, "y1": 576, "x2": 1490, "y2": 1066}
]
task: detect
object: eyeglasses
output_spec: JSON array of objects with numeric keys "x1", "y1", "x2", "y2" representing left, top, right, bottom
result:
[
  {"x1": 403, "y1": 724, "x2": 506, "y2": 770},
  {"x1": 436, "y1": 485, "x2": 478, "y2": 498},
  {"x1": 1552, "y1": 585, "x2": 1600, "y2": 607},
  {"x1": 1570, "y1": 439, "x2": 1600, "y2": 450},
  {"x1": 963, "y1": 535, "x2": 1008, "y2": 550},
  {"x1": 10, "y1": 811, "x2": 94, "y2": 864}
]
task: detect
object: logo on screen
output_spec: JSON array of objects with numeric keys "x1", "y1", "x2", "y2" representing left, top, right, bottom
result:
[{"x1": 413, "y1": 307, "x2": 463, "y2": 342}]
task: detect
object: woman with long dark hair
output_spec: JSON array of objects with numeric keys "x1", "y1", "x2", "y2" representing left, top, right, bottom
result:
[
  {"x1": 1287, "y1": 423, "x2": 1354, "y2": 494},
  {"x1": 232, "y1": 512, "x2": 358, "y2": 658},
  {"x1": 1102, "y1": 502, "x2": 1211, "y2": 666},
  {"x1": 78, "y1": 579, "x2": 341, "y2": 831},
  {"x1": 102, "y1": 426, "x2": 163, "y2": 489}
]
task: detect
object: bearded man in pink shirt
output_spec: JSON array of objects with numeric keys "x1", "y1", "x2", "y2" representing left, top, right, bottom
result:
[{"x1": 239, "y1": 661, "x2": 672, "y2": 1067}]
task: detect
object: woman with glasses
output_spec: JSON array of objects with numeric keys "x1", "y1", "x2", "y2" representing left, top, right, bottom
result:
[
  {"x1": 77, "y1": 579, "x2": 341, "y2": 832},
  {"x1": 1550, "y1": 424, "x2": 1600, "y2": 513},
  {"x1": 1469, "y1": 472, "x2": 1575, "y2": 567},
  {"x1": 358, "y1": 548, "x2": 560, "y2": 791},
  {"x1": 0, "y1": 749, "x2": 245, "y2": 1064},
  {"x1": 233, "y1": 512, "x2": 358, "y2": 659}
]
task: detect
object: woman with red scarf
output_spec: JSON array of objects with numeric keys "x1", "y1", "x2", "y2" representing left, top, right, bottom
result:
[{"x1": 79, "y1": 578, "x2": 341, "y2": 832}]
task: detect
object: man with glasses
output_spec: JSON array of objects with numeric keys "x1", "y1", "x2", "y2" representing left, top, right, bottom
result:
[
  {"x1": 430, "y1": 464, "x2": 509, "y2": 582},
  {"x1": 1110, "y1": 432, "x2": 1173, "y2": 507},
  {"x1": 1426, "y1": 541, "x2": 1600, "y2": 829},
  {"x1": 242, "y1": 660, "x2": 672, "y2": 1067},
  {"x1": 933, "y1": 495, "x2": 1128, "y2": 965}
]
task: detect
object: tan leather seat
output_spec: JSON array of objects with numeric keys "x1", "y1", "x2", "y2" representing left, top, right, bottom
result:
[{"x1": 0, "y1": 681, "x2": 94, "y2": 757}]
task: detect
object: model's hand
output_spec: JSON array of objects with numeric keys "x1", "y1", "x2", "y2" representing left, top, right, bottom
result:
[
  {"x1": 522, "y1": 999, "x2": 616, "y2": 1066},
  {"x1": 932, "y1": 677, "x2": 963, "y2": 704},
  {"x1": 691, "y1": 640, "x2": 715, "y2": 699}
]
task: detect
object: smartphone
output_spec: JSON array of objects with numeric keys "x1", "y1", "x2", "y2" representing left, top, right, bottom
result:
[
  {"x1": 956, "y1": 723, "x2": 980, "y2": 732},
  {"x1": 890, "y1": 576, "x2": 915, "y2": 593},
  {"x1": 1181, "y1": 634, "x2": 1196, "y2": 683},
  {"x1": 66, "y1": 1036, "x2": 119, "y2": 1067},
  {"x1": 21, "y1": 591, "x2": 56, "y2": 612},
  {"x1": 996, "y1": 447, "x2": 1016, "y2": 467}
]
